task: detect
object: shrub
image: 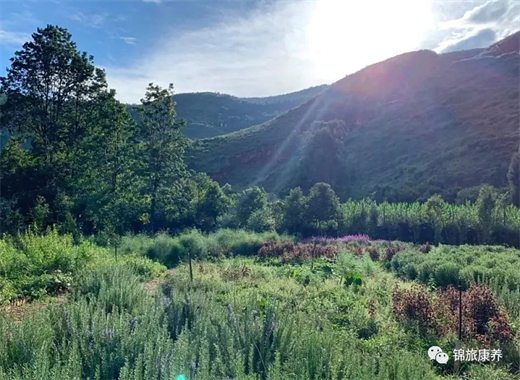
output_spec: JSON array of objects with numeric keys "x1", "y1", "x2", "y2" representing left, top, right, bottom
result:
[
  {"x1": 384, "y1": 244, "x2": 405, "y2": 262},
  {"x1": 392, "y1": 283, "x2": 513, "y2": 343},
  {"x1": 144, "y1": 233, "x2": 184, "y2": 267},
  {"x1": 418, "y1": 242, "x2": 432, "y2": 253},
  {"x1": 257, "y1": 241, "x2": 338, "y2": 263},
  {"x1": 392, "y1": 284, "x2": 436, "y2": 336},
  {"x1": 221, "y1": 264, "x2": 252, "y2": 281},
  {"x1": 366, "y1": 246, "x2": 380, "y2": 261},
  {"x1": 257, "y1": 241, "x2": 296, "y2": 259},
  {"x1": 438, "y1": 283, "x2": 512, "y2": 344}
]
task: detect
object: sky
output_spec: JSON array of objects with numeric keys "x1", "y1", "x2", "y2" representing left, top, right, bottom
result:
[{"x1": 1, "y1": 0, "x2": 518, "y2": 103}]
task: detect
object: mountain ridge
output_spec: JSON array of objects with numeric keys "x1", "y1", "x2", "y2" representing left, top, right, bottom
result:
[{"x1": 187, "y1": 31, "x2": 520, "y2": 202}]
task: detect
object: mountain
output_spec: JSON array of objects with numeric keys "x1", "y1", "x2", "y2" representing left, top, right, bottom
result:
[
  {"x1": 187, "y1": 32, "x2": 520, "y2": 202},
  {"x1": 173, "y1": 85, "x2": 329, "y2": 139},
  {"x1": 2, "y1": 84, "x2": 327, "y2": 150}
]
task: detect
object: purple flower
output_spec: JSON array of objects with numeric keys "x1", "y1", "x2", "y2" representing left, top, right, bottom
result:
[
  {"x1": 337, "y1": 234, "x2": 371, "y2": 244},
  {"x1": 301, "y1": 234, "x2": 371, "y2": 244}
]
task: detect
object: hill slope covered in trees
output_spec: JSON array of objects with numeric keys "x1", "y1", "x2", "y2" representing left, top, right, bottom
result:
[
  {"x1": 126, "y1": 85, "x2": 329, "y2": 140},
  {"x1": 187, "y1": 32, "x2": 520, "y2": 202}
]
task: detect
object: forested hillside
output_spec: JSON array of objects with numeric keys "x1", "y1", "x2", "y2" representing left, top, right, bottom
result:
[
  {"x1": 187, "y1": 32, "x2": 520, "y2": 203},
  {"x1": 126, "y1": 85, "x2": 328, "y2": 140}
]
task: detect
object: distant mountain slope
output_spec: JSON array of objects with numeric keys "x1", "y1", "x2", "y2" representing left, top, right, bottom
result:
[
  {"x1": 187, "y1": 32, "x2": 520, "y2": 202},
  {"x1": 173, "y1": 85, "x2": 329, "y2": 139},
  {"x1": 3, "y1": 85, "x2": 327, "y2": 150}
]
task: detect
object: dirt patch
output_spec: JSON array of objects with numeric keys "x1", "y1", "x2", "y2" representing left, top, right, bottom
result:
[
  {"x1": 2, "y1": 296, "x2": 66, "y2": 323},
  {"x1": 144, "y1": 268, "x2": 176, "y2": 295}
]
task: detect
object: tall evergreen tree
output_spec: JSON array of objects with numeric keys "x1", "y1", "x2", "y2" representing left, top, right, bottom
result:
[
  {"x1": 508, "y1": 149, "x2": 520, "y2": 207},
  {"x1": 136, "y1": 83, "x2": 189, "y2": 232},
  {"x1": 0, "y1": 25, "x2": 119, "y2": 229}
]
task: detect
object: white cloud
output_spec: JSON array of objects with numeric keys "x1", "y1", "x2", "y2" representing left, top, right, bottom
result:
[
  {"x1": 105, "y1": 0, "x2": 436, "y2": 103},
  {"x1": 105, "y1": 1, "x2": 317, "y2": 103},
  {"x1": 120, "y1": 36, "x2": 137, "y2": 45},
  {"x1": 103, "y1": 0, "x2": 519, "y2": 103},
  {"x1": 69, "y1": 11, "x2": 108, "y2": 28},
  {"x1": 435, "y1": 0, "x2": 519, "y2": 52},
  {"x1": 0, "y1": 29, "x2": 31, "y2": 46}
]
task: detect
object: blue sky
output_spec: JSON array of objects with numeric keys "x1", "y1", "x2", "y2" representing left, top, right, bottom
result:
[{"x1": 1, "y1": 0, "x2": 518, "y2": 103}]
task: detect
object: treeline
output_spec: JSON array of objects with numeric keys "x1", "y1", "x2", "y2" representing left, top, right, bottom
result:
[
  {"x1": 216, "y1": 183, "x2": 520, "y2": 246},
  {"x1": 1, "y1": 25, "x2": 519, "y2": 247}
]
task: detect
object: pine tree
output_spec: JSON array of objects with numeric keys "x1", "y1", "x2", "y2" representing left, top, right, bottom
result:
[
  {"x1": 135, "y1": 83, "x2": 189, "y2": 232},
  {"x1": 1, "y1": 25, "x2": 109, "y2": 214},
  {"x1": 304, "y1": 182, "x2": 342, "y2": 235}
]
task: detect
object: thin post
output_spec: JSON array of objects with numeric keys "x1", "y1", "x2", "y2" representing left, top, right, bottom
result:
[
  {"x1": 458, "y1": 283, "x2": 462, "y2": 341},
  {"x1": 188, "y1": 251, "x2": 193, "y2": 282},
  {"x1": 454, "y1": 282, "x2": 462, "y2": 374}
]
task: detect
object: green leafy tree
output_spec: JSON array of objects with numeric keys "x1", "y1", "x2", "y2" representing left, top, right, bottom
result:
[
  {"x1": 32, "y1": 195, "x2": 49, "y2": 232},
  {"x1": 0, "y1": 198, "x2": 24, "y2": 234},
  {"x1": 423, "y1": 194, "x2": 447, "y2": 243},
  {"x1": 135, "y1": 83, "x2": 189, "y2": 232},
  {"x1": 304, "y1": 182, "x2": 341, "y2": 236},
  {"x1": 247, "y1": 208, "x2": 275, "y2": 232},
  {"x1": 508, "y1": 149, "x2": 520, "y2": 207},
  {"x1": 0, "y1": 25, "x2": 136, "y2": 236},
  {"x1": 183, "y1": 173, "x2": 231, "y2": 231},
  {"x1": 0, "y1": 25, "x2": 109, "y2": 217},
  {"x1": 476, "y1": 185, "x2": 497, "y2": 243},
  {"x1": 234, "y1": 186, "x2": 268, "y2": 227},
  {"x1": 73, "y1": 92, "x2": 139, "y2": 234},
  {"x1": 281, "y1": 187, "x2": 306, "y2": 234}
]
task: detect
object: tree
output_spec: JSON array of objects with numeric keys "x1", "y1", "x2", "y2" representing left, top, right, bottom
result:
[
  {"x1": 476, "y1": 185, "x2": 497, "y2": 243},
  {"x1": 186, "y1": 173, "x2": 231, "y2": 231},
  {"x1": 235, "y1": 187, "x2": 268, "y2": 227},
  {"x1": 1, "y1": 25, "x2": 109, "y2": 217},
  {"x1": 508, "y1": 149, "x2": 520, "y2": 207},
  {"x1": 423, "y1": 194, "x2": 447, "y2": 243},
  {"x1": 296, "y1": 121, "x2": 349, "y2": 192},
  {"x1": 247, "y1": 208, "x2": 275, "y2": 232},
  {"x1": 304, "y1": 182, "x2": 342, "y2": 236},
  {"x1": 0, "y1": 25, "x2": 135, "y2": 235},
  {"x1": 281, "y1": 187, "x2": 306, "y2": 234},
  {"x1": 72, "y1": 91, "x2": 139, "y2": 234},
  {"x1": 136, "y1": 83, "x2": 189, "y2": 232}
]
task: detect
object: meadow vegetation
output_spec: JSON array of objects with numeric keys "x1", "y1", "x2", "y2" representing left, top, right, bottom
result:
[{"x1": 1, "y1": 231, "x2": 519, "y2": 379}]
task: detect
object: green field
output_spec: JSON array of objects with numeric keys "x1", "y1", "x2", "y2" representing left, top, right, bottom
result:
[{"x1": 1, "y1": 230, "x2": 519, "y2": 380}]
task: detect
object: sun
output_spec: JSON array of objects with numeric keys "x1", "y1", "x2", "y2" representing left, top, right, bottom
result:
[{"x1": 306, "y1": 0, "x2": 434, "y2": 82}]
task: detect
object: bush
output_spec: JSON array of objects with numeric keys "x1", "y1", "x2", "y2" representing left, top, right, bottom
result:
[
  {"x1": 257, "y1": 241, "x2": 338, "y2": 263},
  {"x1": 391, "y1": 245, "x2": 520, "y2": 292},
  {"x1": 0, "y1": 230, "x2": 164, "y2": 304},
  {"x1": 392, "y1": 283, "x2": 513, "y2": 343}
]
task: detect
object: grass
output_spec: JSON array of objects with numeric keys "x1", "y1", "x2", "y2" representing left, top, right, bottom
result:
[
  {"x1": 0, "y1": 231, "x2": 519, "y2": 379},
  {"x1": 119, "y1": 229, "x2": 294, "y2": 267},
  {"x1": 0, "y1": 229, "x2": 165, "y2": 305},
  {"x1": 390, "y1": 244, "x2": 520, "y2": 323}
]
